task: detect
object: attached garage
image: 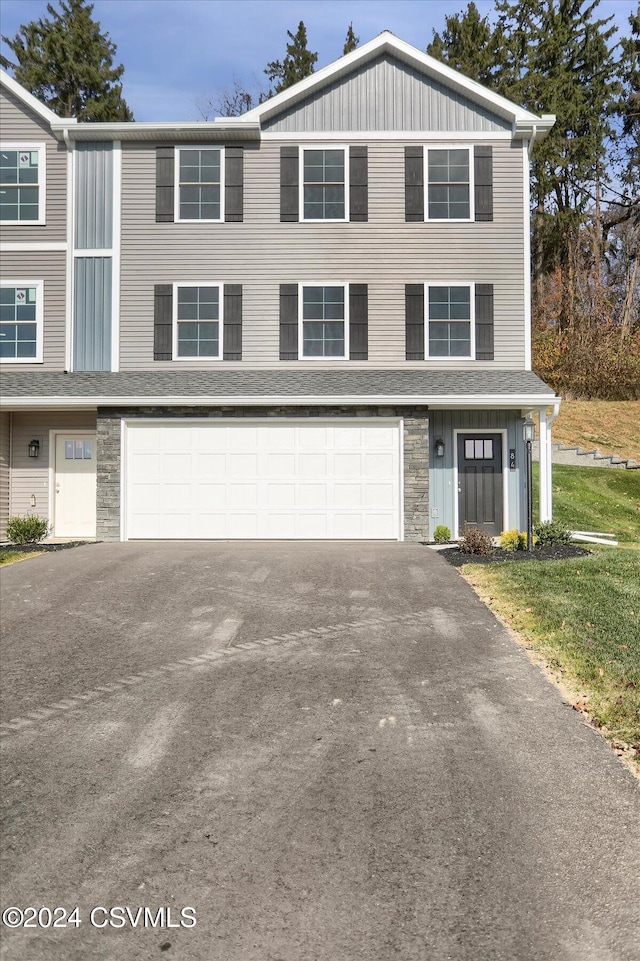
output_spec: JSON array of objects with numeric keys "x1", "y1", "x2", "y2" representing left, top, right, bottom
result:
[{"x1": 123, "y1": 419, "x2": 403, "y2": 540}]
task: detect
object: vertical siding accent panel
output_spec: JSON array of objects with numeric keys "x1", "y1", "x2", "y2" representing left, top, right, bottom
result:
[
  {"x1": 223, "y1": 284, "x2": 242, "y2": 360},
  {"x1": 0, "y1": 251, "x2": 66, "y2": 371},
  {"x1": 279, "y1": 284, "x2": 298, "y2": 359},
  {"x1": 0, "y1": 412, "x2": 10, "y2": 538},
  {"x1": 75, "y1": 142, "x2": 113, "y2": 249},
  {"x1": 74, "y1": 258, "x2": 113, "y2": 371},
  {"x1": 262, "y1": 55, "x2": 512, "y2": 133},
  {"x1": 118, "y1": 140, "x2": 525, "y2": 369},
  {"x1": 9, "y1": 413, "x2": 97, "y2": 522},
  {"x1": 0, "y1": 87, "x2": 68, "y2": 243}
]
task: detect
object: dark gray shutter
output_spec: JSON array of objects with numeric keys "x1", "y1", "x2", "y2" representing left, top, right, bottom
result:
[
  {"x1": 474, "y1": 146, "x2": 493, "y2": 222},
  {"x1": 475, "y1": 284, "x2": 494, "y2": 360},
  {"x1": 154, "y1": 284, "x2": 173, "y2": 360},
  {"x1": 156, "y1": 147, "x2": 174, "y2": 223},
  {"x1": 280, "y1": 146, "x2": 299, "y2": 222},
  {"x1": 223, "y1": 284, "x2": 242, "y2": 360},
  {"x1": 279, "y1": 284, "x2": 298, "y2": 359},
  {"x1": 349, "y1": 146, "x2": 368, "y2": 222},
  {"x1": 405, "y1": 146, "x2": 424, "y2": 222},
  {"x1": 349, "y1": 284, "x2": 368, "y2": 359},
  {"x1": 405, "y1": 284, "x2": 425, "y2": 360},
  {"x1": 225, "y1": 147, "x2": 243, "y2": 222}
]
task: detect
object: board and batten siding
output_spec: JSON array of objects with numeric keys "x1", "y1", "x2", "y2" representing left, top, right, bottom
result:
[
  {"x1": 428, "y1": 409, "x2": 526, "y2": 539},
  {"x1": 0, "y1": 412, "x2": 10, "y2": 539},
  {"x1": 8, "y1": 412, "x2": 97, "y2": 522},
  {"x1": 0, "y1": 251, "x2": 66, "y2": 371},
  {"x1": 262, "y1": 54, "x2": 512, "y2": 134},
  {"x1": 0, "y1": 86, "x2": 68, "y2": 244},
  {"x1": 118, "y1": 138, "x2": 526, "y2": 370}
]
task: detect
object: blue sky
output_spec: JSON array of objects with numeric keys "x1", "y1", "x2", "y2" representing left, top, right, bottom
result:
[{"x1": 1, "y1": 0, "x2": 635, "y2": 121}]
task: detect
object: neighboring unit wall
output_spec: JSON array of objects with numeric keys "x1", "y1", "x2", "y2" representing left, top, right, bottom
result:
[
  {"x1": 0, "y1": 413, "x2": 10, "y2": 538},
  {"x1": 9, "y1": 412, "x2": 97, "y2": 521},
  {"x1": 0, "y1": 86, "x2": 67, "y2": 244},
  {"x1": 96, "y1": 406, "x2": 429, "y2": 542},
  {"x1": 0, "y1": 251, "x2": 66, "y2": 370},
  {"x1": 118, "y1": 139, "x2": 525, "y2": 370},
  {"x1": 428, "y1": 409, "x2": 526, "y2": 538}
]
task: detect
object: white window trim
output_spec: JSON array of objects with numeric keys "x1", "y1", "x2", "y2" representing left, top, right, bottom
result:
[
  {"x1": 0, "y1": 142, "x2": 46, "y2": 226},
  {"x1": 0, "y1": 278, "x2": 44, "y2": 364},
  {"x1": 172, "y1": 281, "x2": 223, "y2": 361},
  {"x1": 425, "y1": 282, "x2": 475, "y2": 361},
  {"x1": 425, "y1": 145, "x2": 474, "y2": 223},
  {"x1": 299, "y1": 145, "x2": 349, "y2": 223},
  {"x1": 174, "y1": 145, "x2": 225, "y2": 224},
  {"x1": 298, "y1": 282, "x2": 349, "y2": 361}
]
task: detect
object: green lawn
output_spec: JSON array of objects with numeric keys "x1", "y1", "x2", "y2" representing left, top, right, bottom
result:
[
  {"x1": 0, "y1": 550, "x2": 41, "y2": 566},
  {"x1": 464, "y1": 550, "x2": 640, "y2": 761},
  {"x1": 533, "y1": 463, "x2": 640, "y2": 544}
]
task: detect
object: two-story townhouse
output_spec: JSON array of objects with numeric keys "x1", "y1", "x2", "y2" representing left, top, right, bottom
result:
[{"x1": 0, "y1": 32, "x2": 559, "y2": 544}]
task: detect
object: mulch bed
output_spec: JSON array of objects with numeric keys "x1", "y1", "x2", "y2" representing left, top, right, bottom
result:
[
  {"x1": 437, "y1": 544, "x2": 592, "y2": 567},
  {"x1": 1, "y1": 541, "x2": 100, "y2": 554}
]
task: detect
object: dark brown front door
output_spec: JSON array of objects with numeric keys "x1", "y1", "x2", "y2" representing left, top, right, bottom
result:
[{"x1": 457, "y1": 434, "x2": 503, "y2": 537}]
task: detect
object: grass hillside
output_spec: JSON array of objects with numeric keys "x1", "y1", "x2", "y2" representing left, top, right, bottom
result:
[{"x1": 540, "y1": 400, "x2": 640, "y2": 463}]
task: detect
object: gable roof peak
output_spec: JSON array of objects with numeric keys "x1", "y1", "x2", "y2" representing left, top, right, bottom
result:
[{"x1": 0, "y1": 67, "x2": 76, "y2": 127}]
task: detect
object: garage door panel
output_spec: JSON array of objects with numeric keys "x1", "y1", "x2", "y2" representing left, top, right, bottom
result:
[{"x1": 126, "y1": 421, "x2": 401, "y2": 540}]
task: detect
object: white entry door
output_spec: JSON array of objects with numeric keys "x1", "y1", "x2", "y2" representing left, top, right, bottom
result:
[
  {"x1": 54, "y1": 434, "x2": 97, "y2": 537},
  {"x1": 125, "y1": 420, "x2": 402, "y2": 540}
]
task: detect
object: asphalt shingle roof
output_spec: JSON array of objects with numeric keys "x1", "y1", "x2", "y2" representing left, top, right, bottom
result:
[{"x1": 0, "y1": 369, "x2": 555, "y2": 401}]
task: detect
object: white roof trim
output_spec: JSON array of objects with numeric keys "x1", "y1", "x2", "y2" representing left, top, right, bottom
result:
[
  {"x1": 0, "y1": 68, "x2": 73, "y2": 126},
  {"x1": 51, "y1": 119, "x2": 261, "y2": 141},
  {"x1": 238, "y1": 31, "x2": 550, "y2": 130},
  {"x1": 1, "y1": 393, "x2": 559, "y2": 411}
]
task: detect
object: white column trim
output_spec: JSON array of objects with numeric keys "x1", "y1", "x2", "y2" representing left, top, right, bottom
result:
[
  {"x1": 111, "y1": 141, "x2": 122, "y2": 373},
  {"x1": 65, "y1": 143, "x2": 75, "y2": 371},
  {"x1": 523, "y1": 143, "x2": 532, "y2": 370}
]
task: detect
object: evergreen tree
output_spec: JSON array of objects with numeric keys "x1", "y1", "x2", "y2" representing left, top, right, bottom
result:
[
  {"x1": 343, "y1": 22, "x2": 359, "y2": 55},
  {"x1": 427, "y1": 2, "x2": 505, "y2": 87},
  {"x1": 265, "y1": 21, "x2": 318, "y2": 95},
  {"x1": 1, "y1": 0, "x2": 132, "y2": 121},
  {"x1": 616, "y1": 7, "x2": 640, "y2": 205}
]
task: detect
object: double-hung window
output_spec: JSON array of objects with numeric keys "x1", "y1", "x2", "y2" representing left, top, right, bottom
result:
[
  {"x1": 173, "y1": 284, "x2": 222, "y2": 359},
  {"x1": 300, "y1": 284, "x2": 348, "y2": 359},
  {"x1": 176, "y1": 147, "x2": 223, "y2": 221},
  {"x1": 301, "y1": 148, "x2": 347, "y2": 221},
  {"x1": 0, "y1": 281, "x2": 43, "y2": 362},
  {"x1": 427, "y1": 284, "x2": 473, "y2": 358},
  {"x1": 0, "y1": 143, "x2": 45, "y2": 224},
  {"x1": 427, "y1": 148, "x2": 471, "y2": 220}
]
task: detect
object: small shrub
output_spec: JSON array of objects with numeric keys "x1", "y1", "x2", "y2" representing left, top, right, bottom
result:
[
  {"x1": 459, "y1": 526, "x2": 494, "y2": 555},
  {"x1": 6, "y1": 514, "x2": 51, "y2": 545},
  {"x1": 534, "y1": 520, "x2": 572, "y2": 546},
  {"x1": 501, "y1": 529, "x2": 523, "y2": 552},
  {"x1": 433, "y1": 525, "x2": 451, "y2": 543}
]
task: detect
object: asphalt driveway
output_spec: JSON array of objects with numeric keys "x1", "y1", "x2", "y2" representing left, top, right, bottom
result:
[{"x1": 1, "y1": 541, "x2": 639, "y2": 961}]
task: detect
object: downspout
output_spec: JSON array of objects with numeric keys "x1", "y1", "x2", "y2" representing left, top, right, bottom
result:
[{"x1": 62, "y1": 127, "x2": 74, "y2": 372}]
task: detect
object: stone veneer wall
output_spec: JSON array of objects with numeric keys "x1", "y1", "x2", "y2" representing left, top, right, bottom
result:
[{"x1": 96, "y1": 406, "x2": 429, "y2": 541}]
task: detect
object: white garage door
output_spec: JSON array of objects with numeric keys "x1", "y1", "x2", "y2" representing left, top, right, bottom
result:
[{"x1": 125, "y1": 420, "x2": 402, "y2": 540}]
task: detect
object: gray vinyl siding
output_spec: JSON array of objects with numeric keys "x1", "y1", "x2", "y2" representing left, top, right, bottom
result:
[
  {"x1": 263, "y1": 55, "x2": 511, "y2": 133},
  {"x1": 428, "y1": 409, "x2": 526, "y2": 539},
  {"x1": 118, "y1": 138, "x2": 526, "y2": 370},
  {"x1": 0, "y1": 412, "x2": 10, "y2": 538},
  {"x1": 0, "y1": 86, "x2": 67, "y2": 243},
  {"x1": 75, "y1": 142, "x2": 113, "y2": 249},
  {"x1": 74, "y1": 257, "x2": 112, "y2": 371},
  {"x1": 7, "y1": 411, "x2": 97, "y2": 522},
  {"x1": 0, "y1": 250, "x2": 66, "y2": 371}
]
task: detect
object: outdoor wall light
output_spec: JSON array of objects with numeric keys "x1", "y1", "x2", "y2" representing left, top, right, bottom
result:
[
  {"x1": 28, "y1": 439, "x2": 40, "y2": 458},
  {"x1": 434, "y1": 439, "x2": 445, "y2": 458},
  {"x1": 523, "y1": 418, "x2": 535, "y2": 443}
]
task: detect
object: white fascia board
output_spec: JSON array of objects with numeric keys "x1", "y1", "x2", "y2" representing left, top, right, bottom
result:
[
  {"x1": 239, "y1": 31, "x2": 547, "y2": 128},
  {"x1": 1, "y1": 393, "x2": 559, "y2": 411},
  {"x1": 52, "y1": 120, "x2": 261, "y2": 142},
  {"x1": 514, "y1": 115, "x2": 556, "y2": 142},
  {"x1": 0, "y1": 69, "x2": 70, "y2": 126}
]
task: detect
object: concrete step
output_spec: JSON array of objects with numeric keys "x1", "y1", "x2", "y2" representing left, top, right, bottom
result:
[{"x1": 533, "y1": 440, "x2": 639, "y2": 470}]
